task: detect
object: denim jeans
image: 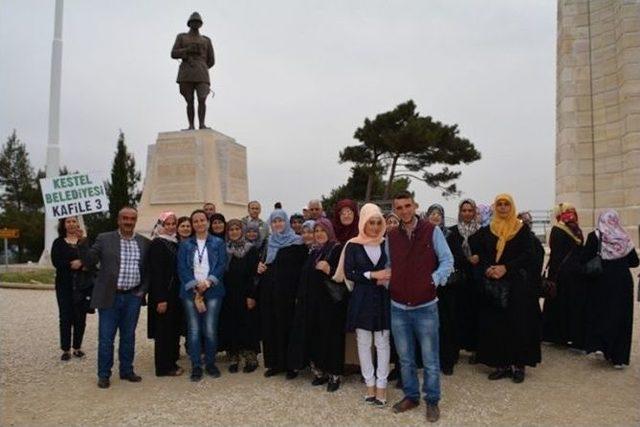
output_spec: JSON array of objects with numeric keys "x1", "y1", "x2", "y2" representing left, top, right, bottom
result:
[
  {"x1": 391, "y1": 302, "x2": 441, "y2": 405},
  {"x1": 97, "y1": 293, "x2": 142, "y2": 379},
  {"x1": 183, "y1": 296, "x2": 223, "y2": 368}
]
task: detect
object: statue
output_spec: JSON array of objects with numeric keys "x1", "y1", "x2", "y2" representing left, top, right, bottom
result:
[{"x1": 171, "y1": 12, "x2": 215, "y2": 130}]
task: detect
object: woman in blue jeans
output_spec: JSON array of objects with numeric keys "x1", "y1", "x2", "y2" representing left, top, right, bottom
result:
[{"x1": 178, "y1": 209, "x2": 227, "y2": 381}]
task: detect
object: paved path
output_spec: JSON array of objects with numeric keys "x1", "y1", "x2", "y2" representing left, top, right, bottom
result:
[{"x1": 1, "y1": 288, "x2": 638, "y2": 426}]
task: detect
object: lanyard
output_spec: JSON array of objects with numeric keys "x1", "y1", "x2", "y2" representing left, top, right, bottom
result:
[{"x1": 196, "y1": 241, "x2": 207, "y2": 265}]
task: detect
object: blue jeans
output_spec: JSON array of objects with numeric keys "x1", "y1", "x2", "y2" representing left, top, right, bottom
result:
[
  {"x1": 391, "y1": 303, "x2": 441, "y2": 405},
  {"x1": 97, "y1": 293, "x2": 142, "y2": 379},
  {"x1": 183, "y1": 296, "x2": 223, "y2": 368}
]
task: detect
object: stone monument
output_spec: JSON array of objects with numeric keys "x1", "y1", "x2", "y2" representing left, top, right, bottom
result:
[
  {"x1": 556, "y1": 0, "x2": 639, "y2": 244},
  {"x1": 136, "y1": 129, "x2": 249, "y2": 235}
]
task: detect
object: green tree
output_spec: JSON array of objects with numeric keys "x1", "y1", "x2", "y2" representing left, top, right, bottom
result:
[
  {"x1": 84, "y1": 130, "x2": 141, "y2": 239},
  {"x1": 343, "y1": 100, "x2": 481, "y2": 199},
  {"x1": 0, "y1": 131, "x2": 44, "y2": 261}
]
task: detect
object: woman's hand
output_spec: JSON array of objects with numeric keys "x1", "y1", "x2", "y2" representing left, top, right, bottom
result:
[
  {"x1": 492, "y1": 265, "x2": 507, "y2": 279},
  {"x1": 156, "y1": 302, "x2": 168, "y2": 314},
  {"x1": 70, "y1": 259, "x2": 82, "y2": 270},
  {"x1": 469, "y1": 255, "x2": 479, "y2": 265},
  {"x1": 246, "y1": 298, "x2": 256, "y2": 310},
  {"x1": 371, "y1": 269, "x2": 391, "y2": 282},
  {"x1": 315, "y1": 260, "x2": 330, "y2": 275},
  {"x1": 257, "y1": 262, "x2": 267, "y2": 274}
]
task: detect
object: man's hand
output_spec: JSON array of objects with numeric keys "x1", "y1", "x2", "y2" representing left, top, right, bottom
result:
[
  {"x1": 246, "y1": 298, "x2": 256, "y2": 310},
  {"x1": 196, "y1": 280, "x2": 209, "y2": 294}
]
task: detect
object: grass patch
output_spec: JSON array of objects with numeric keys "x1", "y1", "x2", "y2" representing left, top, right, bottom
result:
[{"x1": 0, "y1": 270, "x2": 56, "y2": 284}]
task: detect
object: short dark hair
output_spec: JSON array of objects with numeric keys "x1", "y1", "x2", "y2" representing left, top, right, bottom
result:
[
  {"x1": 190, "y1": 209, "x2": 208, "y2": 224},
  {"x1": 392, "y1": 191, "x2": 414, "y2": 201},
  {"x1": 203, "y1": 203, "x2": 215, "y2": 208},
  {"x1": 177, "y1": 216, "x2": 190, "y2": 227},
  {"x1": 118, "y1": 206, "x2": 138, "y2": 216}
]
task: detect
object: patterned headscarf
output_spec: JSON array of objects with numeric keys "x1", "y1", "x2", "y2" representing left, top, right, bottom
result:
[
  {"x1": 490, "y1": 194, "x2": 522, "y2": 263},
  {"x1": 151, "y1": 211, "x2": 177, "y2": 242},
  {"x1": 553, "y1": 202, "x2": 583, "y2": 244},
  {"x1": 225, "y1": 219, "x2": 253, "y2": 260},
  {"x1": 332, "y1": 199, "x2": 360, "y2": 244},
  {"x1": 244, "y1": 222, "x2": 261, "y2": 245},
  {"x1": 597, "y1": 210, "x2": 634, "y2": 260},
  {"x1": 266, "y1": 209, "x2": 303, "y2": 264},
  {"x1": 457, "y1": 199, "x2": 480, "y2": 258},
  {"x1": 312, "y1": 217, "x2": 340, "y2": 263},
  {"x1": 476, "y1": 204, "x2": 492, "y2": 227},
  {"x1": 426, "y1": 203, "x2": 448, "y2": 236}
]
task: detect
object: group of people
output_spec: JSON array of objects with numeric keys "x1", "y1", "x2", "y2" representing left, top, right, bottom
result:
[{"x1": 50, "y1": 194, "x2": 638, "y2": 423}]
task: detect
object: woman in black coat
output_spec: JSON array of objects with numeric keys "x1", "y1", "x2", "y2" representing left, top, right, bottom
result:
[
  {"x1": 51, "y1": 216, "x2": 90, "y2": 361},
  {"x1": 541, "y1": 204, "x2": 586, "y2": 349},
  {"x1": 257, "y1": 209, "x2": 308, "y2": 378},
  {"x1": 219, "y1": 219, "x2": 261, "y2": 373},
  {"x1": 582, "y1": 210, "x2": 639, "y2": 368},
  {"x1": 147, "y1": 212, "x2": 183, "y2": 377},
  {"x1": 475, "y1": 194, "x2": 541, "y2": 383},
  {"x1": 288, "y1": 218, "x2": 345, "y2": 391}
]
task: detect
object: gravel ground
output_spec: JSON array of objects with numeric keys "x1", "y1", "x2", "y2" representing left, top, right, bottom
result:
[{"x1": 1, "y1": 287, "x2": 639, "y2": 426}]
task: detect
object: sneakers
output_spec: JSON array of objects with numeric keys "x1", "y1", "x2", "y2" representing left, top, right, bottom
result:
[
  {"x1": 312, "y1": 375, "x2": 329, "y2": 386},
  {"x1": 426, "y1": 403, "x2": 440, "y2": 422}
]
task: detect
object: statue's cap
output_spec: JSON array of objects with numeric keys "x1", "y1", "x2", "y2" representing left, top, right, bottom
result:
[{"x1": 188, "y1": 12, "x2": 203, "y2": 25}]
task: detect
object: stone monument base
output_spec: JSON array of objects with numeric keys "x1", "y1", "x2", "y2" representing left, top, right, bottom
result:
[{"x1": 137, "y1": 129, "x2": 249, "y2": 235}]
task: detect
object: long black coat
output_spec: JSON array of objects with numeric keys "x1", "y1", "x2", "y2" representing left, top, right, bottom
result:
[
  {"x1": 147, "y1": 238, "x2": 182, "y2": 340},
  {"x1": 475, "y1": 226, "x2": 542, "y2": 368},
  {"x1": 219, "y1": 246, "x2": 261, "y2": 355},
  {"x1": 542, "y1": 226, "x2": 585, "y2": 348},
  {"x1": 258, "y1": 244, "x2": 308, "y2": 371},
  {"x1": 582, "y1": 231, "x2": 639, "y2": 365},
  {"x1": 288, "y1": 243, "x2": 346, "y2": 374}
]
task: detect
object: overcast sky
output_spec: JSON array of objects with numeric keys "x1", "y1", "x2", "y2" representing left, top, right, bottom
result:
[{"x1": 0, "y1": 0, "x2": 556, "y2": 219}]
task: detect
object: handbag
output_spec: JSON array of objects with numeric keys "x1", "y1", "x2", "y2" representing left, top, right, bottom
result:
[
  {"x1": 447, "y1": 269, "x2": 465, "y2": 287},
  {"x1": 583, "y1": 231, "x2": 603, "y2": 278},
  {"x1": 480, "y1": 277, "x2": 509, "y2": 309},
  {"x1": 540, "y1": 249, "x2": 573, "y2": 299},
  {"x1": 320, "y1": 245, "x2": 348, "y2": 303}
]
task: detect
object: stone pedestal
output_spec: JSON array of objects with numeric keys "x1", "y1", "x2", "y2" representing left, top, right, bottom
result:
[{"x1": 137, "y1": 129, "x2": 249, "y2": 235}]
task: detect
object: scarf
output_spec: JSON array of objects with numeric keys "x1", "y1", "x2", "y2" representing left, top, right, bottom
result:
[
  {"x1": 209, "y1": 213, "x2": 226, "y2": 239},
  {"x1": 151, "y1": 211, "x2": 178, "y2": 243},
  {"x1": 489, "y1": 193, "x2": 523, "y2": 263},
  {"x1": 456, "y1": 199, "x2": 480, "y2": 258},
  {"x1": 332, "y1": 199, "x2": 360, "y2": 244},
  {"x1": 244, "y1": 222, "x2": 262, "y2": 245},
  {"x1": 333, "y1": 203, "x2": 386, "y2": 285},
  {"x1": 225, "y1": 219, "x2": 253, "y2": 261},
  {"x1": 553, "y1": 202, "x2": 583, "y2": 244},
  {"x1": 312, "y1": 217, "x2": 340, "y2": 264},
  {"x1": 426, "y1": 203, "x2": 448, "y2": 236},
  {"x1": 597, "y1": 209, "x2": 634, "y2": 260},
  {"x1": 265, "y1": 209, "x2": 303, "y2": 264},
  {"x1": 477, "y1": 204, "x2": 493, "y2": 227}
]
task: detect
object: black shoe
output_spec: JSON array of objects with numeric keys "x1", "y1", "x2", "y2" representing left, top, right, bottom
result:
[
  {"x1": 441, "y1": 366, "x2": 454, "y2": 376},
  {"x1": 311, "y1": 375, "x2": 329, "y2": 386},
  {"x1": 73, "y1": 350, "x2": 85, "y2": 358},
  {"x1": 285, "y1": 370, "x2": 298, "y2": 380},
  {"x1": 61, "y1": 352, "x2": 71, "y2": 361},
  {"x1": 243, "y1": 363, "x2": 258, "y2": 373},
  {"x1": 191, "y1": 367, "x2": 203, "y2": 382},
  {"x1": 264, "y1": 368, "x2": 281, "y2": 377},
  {"x1": 205, "y1": 364, "x2": 221, "y2": 378},
  {"x1": 488, "y1": 367, "x2": 512, "y2": 380},
  {"x1": 97, "y1": 377, "x2": 110, "y2": 389},
  {"x1": 327, "y1": 377, "x2": 340, "y2": 392},
  {"x1": 229, "y1": 363, "x2": 239, "y2": 373},
  {"x1": 512, "y1": 369, "x2": 525, "y2": 383},
  {"x1": 120, "y1": 372, "x2": 142, "y2": 382}
]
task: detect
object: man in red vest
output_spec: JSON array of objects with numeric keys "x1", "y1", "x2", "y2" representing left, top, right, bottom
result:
[{"x1": 386, "y1": 191, "x2": 453, "y2": 423}]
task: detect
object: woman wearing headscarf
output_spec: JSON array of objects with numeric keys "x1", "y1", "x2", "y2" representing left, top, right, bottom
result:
[
  {"x1": 334, "y1": 203, "x2": 391, "y2": 406},
  {"x1": 219, "y1": 219, "x2": 261, "y2": 373},
  {"x1": 209, "y1": 213, "x2": 226, "y2": 239},
  {"x1": 333, "y1": 199, "x2": 360, "y2": 244},
  {"x1": 300, "y1": 219, "x2": 316, "y2": 249},
  {"x1": 542, "y1": 203, "x2": 586, "y2": 349},
  {"x1": 147, "y1": 212, "x2": 184, "y2": 377},
  {"x1": 256, "y1": 209, "x2": 308, "y2": 378},
  {"x1": 425, "y1": 204, "x2": 459, "y2": 375},
  {"x1": 447, "y1": 199, "x2": 482, "y2": 363},
  {"x1": 385, "y1": 213, "x2": 400, "y2": 231},
  {"x1": 582, "y1": 210, "x2": 638, "y2": 368},
  {"x1": 475, "y1": 194, "x2": 541, "y2": 383},
  {"x1": 287, "y1": 218, "x2": 346, "y2": 391}
]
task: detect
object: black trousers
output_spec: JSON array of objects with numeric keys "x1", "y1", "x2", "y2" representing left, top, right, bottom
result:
[
  {"x1": 55, "y1": 284, "x2": 87, "y2": 352},
  {"x1": 154, "y1": 304, "x2": 181, "y2": 375}
]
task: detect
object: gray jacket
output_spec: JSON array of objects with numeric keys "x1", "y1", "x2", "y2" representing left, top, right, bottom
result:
[{"x1": 81, "y1": 231, "x2": 150, "y2": 309}]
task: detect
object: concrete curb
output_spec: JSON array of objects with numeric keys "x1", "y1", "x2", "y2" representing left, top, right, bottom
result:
[{"x1": 0, "y1": 282, "x2": 54, "y2": 290}]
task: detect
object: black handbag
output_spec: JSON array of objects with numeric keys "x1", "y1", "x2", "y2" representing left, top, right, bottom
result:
[
  {"x1": 447, "y1": 269, "x2": 465, "y2": 287},
  {"x1": 321, "y1": 245, "x2": 348, "y2": 303},
  {"x1": 540, "y1": 250, "x2": 573, "y2": 299},
  {"x1": 583, "y1": 231, "x2": 603, "y2": 278},
  {"x1": 480, "y1": 277, "x2": 509, "y2": 309}
]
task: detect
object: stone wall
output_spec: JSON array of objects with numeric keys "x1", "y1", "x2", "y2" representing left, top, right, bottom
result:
[{"x1": 556, "y1": 0, "x2": 640, "y2": 244}]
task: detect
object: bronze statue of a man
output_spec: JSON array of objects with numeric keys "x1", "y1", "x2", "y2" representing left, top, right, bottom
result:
[{"x1": 171, "y1": 12, "x2": 215, "y2": 130}]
